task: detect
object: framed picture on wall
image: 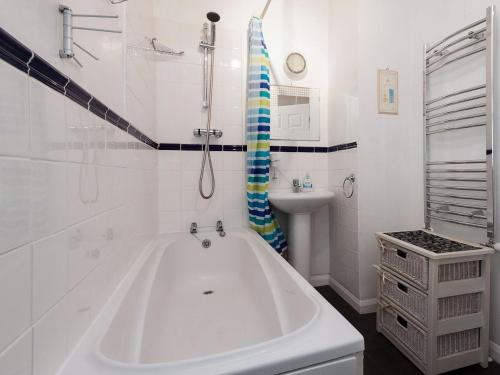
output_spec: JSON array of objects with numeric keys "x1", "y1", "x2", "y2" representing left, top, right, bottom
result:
[{"x1": 377, "y1": 69, "x2": 398, "y2": 114}]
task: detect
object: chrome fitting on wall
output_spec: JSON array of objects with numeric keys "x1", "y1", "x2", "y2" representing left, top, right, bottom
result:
[
  {"x1": 193, "y1": 128, "x2": 223, "y2": 138},
  {"x1": 59, "y1": 5, "x2": 122, "y2": 67}
]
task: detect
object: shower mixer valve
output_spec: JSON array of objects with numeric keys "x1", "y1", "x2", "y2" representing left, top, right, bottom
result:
[{"x1": 193, "y1": 128, "x2": 223, "y2": 138}]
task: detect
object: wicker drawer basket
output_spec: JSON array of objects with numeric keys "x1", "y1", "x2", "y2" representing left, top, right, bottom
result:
[
  {"x1": 437, "y1": 328, "x2": 481, "y2": 358},
  {"x1": 379, "y1": 270, "x2": 428, "y2": 325},
  {"x1": 437, "y1": 293, "x2": 481, "y2": 320},
  {"x1": 379, "y1": 239, "x2": 429, "y2": 289},
  {"x1": 379, "y1": 304, "x2": 427, "y2": 364},
  {"x1": 376, "y1": 230, "x2": 493, "y2": 375},
  {"x1": 438, "y1": 260, "x2": 482, "y2": 282}
]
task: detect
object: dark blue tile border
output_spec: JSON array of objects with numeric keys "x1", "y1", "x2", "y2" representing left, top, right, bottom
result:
[
  {"x1": 181, "y1": 144, "x2": 203, "y2": 151},
  {"x1": 315, "y1": 146, "x2": 328, "y2": 153},
  {"x1": 280, "y1": 146, "x2": 298, "y2": 153},
  {"x1": 158, "y1": 142, "x2": 357, "y2": 153},
  {"x1": 89, "y1": 98, "x2": 107, "y2": 120},
  {"x1": 0, "y1": 28, "x2": 358, "y2": 155},
  {"x1": 298, "y1": 146, "x2": 315, "y2": 153},
  {"x1": 223, "y1": 145, "x2": 243, "y2": 152},
  {"x1": 0, "y1": 27, "x2": 31, "y2": 73},
  {"x1": 65, "y1": 80, "x2": 91, "y2": 108},
  {"x1": 159, "y1": 143, "x2": 181, "y2": 150},
  {"x1": 0, "y1": 27, "x2": 157, "y2": 150}
]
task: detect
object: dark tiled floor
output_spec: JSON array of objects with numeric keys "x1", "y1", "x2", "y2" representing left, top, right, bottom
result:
[{"x1": 316, "y1": 286, "x2": 500, "y2": 375}]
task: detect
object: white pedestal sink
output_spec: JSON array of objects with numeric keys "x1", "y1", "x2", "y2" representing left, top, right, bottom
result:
[{"x1": 268, "y1": 190, "x2": 335, "y2": 282}]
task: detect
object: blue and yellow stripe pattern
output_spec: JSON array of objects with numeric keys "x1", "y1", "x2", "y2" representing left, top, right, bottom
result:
[{"x1": 246, "y1": 17, "x2": 287, "y2": 254}]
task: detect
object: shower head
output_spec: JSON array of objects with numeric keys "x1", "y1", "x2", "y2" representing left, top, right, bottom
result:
[
  {"x1": 207, "y1": 12, "x2": 220, "y2": 23},
  {"x1": 205, "y1": 12, "x2": 220, "y2": 46}
]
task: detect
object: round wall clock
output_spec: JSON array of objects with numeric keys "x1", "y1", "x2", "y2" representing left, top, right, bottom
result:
[{"x1": 286, "y1": 52, "x2": 307, "y2": 74}]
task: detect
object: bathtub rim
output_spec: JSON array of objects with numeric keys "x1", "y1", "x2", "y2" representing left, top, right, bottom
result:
[
  {"x1": 94, "y1": 229, "x2": 322, "y2": 369},
  {"x1": 58, "y1": 229, "x2": 365, "y2": 375}
]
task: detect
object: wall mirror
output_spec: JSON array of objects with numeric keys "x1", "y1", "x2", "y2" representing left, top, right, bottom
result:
[{"x1": 270, "y1": 85, "x2": 320, "y2": 141}]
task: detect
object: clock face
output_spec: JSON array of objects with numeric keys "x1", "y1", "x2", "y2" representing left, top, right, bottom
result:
[{"x1": 286, "y1": 52, "x2": 306, "y2": 74}]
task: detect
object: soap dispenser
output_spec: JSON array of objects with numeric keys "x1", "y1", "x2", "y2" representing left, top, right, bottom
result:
[{"x1": 302, "y1": 173, "x2": 313, "y2": 191}]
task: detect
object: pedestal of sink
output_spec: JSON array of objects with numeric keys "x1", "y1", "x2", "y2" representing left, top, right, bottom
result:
[
  {"x1": 268, "y1": 190, "x2": 335, "y2": 282},
  {"x1": 288, "y1": 213, "x2": 312, "y2": 281}
]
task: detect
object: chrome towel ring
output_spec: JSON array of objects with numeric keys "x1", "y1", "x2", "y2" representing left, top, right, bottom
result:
[{"x1": 343, "y1": 174, "x2": 356, "y2": 198}]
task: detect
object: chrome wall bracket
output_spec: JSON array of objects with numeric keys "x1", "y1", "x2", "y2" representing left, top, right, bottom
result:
[{"x1": 59, "y1": 5, "x2": 122, "y2": 67}]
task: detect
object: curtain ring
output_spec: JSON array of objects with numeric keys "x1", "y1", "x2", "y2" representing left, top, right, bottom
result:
[{"x1": 343, "y1": 174, "x2": 355, "y2": 198}]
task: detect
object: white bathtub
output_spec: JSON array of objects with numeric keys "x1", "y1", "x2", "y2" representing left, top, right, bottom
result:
[{"x1": 59, "y1": 229, "x2": 364, "y2": 375}]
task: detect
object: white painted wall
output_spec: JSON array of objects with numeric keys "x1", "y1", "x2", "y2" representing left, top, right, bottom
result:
[
  {"x1": 327, "y1": 0, "x2": 361, "y2": 302},
  {"x1": 0, "y1": 1, "x2": 158, "y2": 374},
  {"x1": 356, "y1": 0, "x2": 424, "y2": 306},
  {"x1": 328, "y1": 0, "x2": 500, "y2": 359}
]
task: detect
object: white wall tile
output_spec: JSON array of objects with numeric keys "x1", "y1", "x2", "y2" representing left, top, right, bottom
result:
[
  {"x1": 0, "y1": 60, "x2": 29, "y2": 158},
  {"x1": 32, "y1": 232, "x2": 69, "y2": 320},
  {"x1": 158, "y1": 150, "x2": 181, "y2": 171},
  {"x1": 30, "y1": 161, "x2": 68, "y2": 241},
  {"x1": 68, "y1": 218, "x2": 105, "y2": 289},
  {"x1": 158, "y1": 171, "x2": 182, "y2": 212},
  {"x1": 0, "y1": 245, "x2": 32, "y2": 353},
  {"x1": 0, "y1": 3, "x2": 159, "y2": 375},
  {"x1": 158, "y1": 211, "x2": 182, "y2": 233},
  {"x1": 0, "y1": 159, "x2": 31, "y2": 254},
  {"x1": 0, "y1": 330, "x2": 32, "y2": 375},
  {"x1": 29, "y1": 79, "x2": 67, "y2": 162},
  {"x1": 33, "y1": 300, "x2": 68, "y2": 375},
  {"x1": 66, "y1": 163, "x2": 92, "y2": 226},
  {"x1": 66, "y1": 281, "x2": 92, "y2": 351}
]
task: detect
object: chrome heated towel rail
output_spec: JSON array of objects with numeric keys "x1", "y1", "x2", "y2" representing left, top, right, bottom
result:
[{"x1": 423, "y1": 6, "x2": 495, "y2": 246}]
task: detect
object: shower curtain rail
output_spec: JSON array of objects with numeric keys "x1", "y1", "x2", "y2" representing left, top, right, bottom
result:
[
  {"x1": 426, "y1": 18, "x2": 486, "y2": 53},
  {"x1": 425, "y1": 85, "x2": 486, "y2": 106},
  {"x1": 260, "y1": 0, "x2": 272, "y2": 19}
]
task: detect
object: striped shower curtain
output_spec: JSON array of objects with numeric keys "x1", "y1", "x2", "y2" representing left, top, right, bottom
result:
[{"x1": 246, "y1": 17, "x2": 287, "y2": 254}]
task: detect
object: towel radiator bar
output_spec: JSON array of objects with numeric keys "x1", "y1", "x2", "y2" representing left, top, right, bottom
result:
[{"x1": 423, "y1": 6, "x2": 495, "y2": 246}]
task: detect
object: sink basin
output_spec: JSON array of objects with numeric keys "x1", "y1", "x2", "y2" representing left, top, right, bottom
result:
[
  {"x1": 268, "y1": 190, "x2": 335, "y2": 214},
  {"x1": 269, "y1": 189, "x2": 334, "y2": 282}
]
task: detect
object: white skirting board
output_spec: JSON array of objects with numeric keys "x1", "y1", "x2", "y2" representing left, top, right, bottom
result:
[
  {"x1": 491, "y1": 340, "x2": 500, "y2": 364},
  {"x1": 310, "y1": 274, "x2": 330, "y2": 287},
  {"x1": 329, "y1": 277, "x2": 377, "y2": 314}
]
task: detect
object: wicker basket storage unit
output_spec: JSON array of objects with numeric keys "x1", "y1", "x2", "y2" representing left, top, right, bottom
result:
[{"x1": 375, "y1": 230, "x2": 493, "y2": 375}]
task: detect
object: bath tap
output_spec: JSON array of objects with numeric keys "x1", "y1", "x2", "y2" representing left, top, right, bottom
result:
[
  {"x1": 216, "y1": 220, "x2": 225, "y2": 237},
  {"x1": 190, "y1": 222, "x2": 198, "y2": 234}
]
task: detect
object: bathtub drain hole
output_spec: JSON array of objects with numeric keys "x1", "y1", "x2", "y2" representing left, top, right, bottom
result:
[{"x1": 203, "y1": 290, "x2": 214, "y2": 295}]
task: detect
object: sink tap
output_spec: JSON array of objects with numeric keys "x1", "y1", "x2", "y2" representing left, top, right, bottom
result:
[
  {"x1": 216, "y1": 220, "x2": 226, "y2": 237},
  {"x1": 292, "y1": 178, "x2": 301, "y2": 193}
]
